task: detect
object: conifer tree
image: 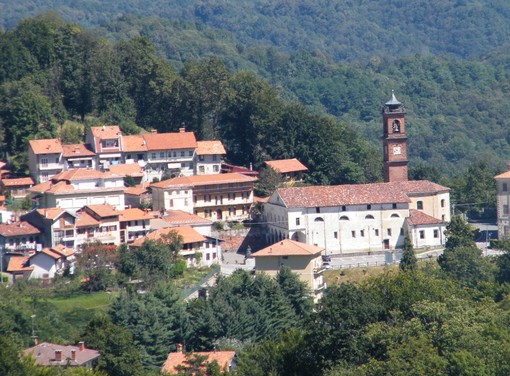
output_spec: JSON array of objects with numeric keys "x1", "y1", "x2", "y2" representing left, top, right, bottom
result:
[{"x1": 400, "y1": 234, "x2": 417, "y2": 272}]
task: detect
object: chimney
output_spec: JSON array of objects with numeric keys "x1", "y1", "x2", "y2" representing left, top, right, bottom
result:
[
  {"x1": 55, "y1": 350, "x2": 62, "y2": 362},
  {"x1": 177, "y1": 343, "x2": 183, "y2": 353},
  {"x1": 179, "y1": 127, "x2": 185, "y2": 133},
  {"x1": 71, "y1": 350, "x2": 76, "y2": 361},
  {"x1": 78, "y1": 341, "x2": 85, "y2": 351},
  {"x1": 151, "y1": 129, "x2": 157, "y2": 134}
]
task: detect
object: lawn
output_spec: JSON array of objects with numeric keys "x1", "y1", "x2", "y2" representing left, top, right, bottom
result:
[{"x1": 47, "y1": 291, "x2": 115, "y2": 313}]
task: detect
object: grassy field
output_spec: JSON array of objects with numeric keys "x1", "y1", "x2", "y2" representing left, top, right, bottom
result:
[
  {"x1": 324, "y1": 264, "x2": 398, "y2": 286},
  {"x1": 47, "y1": 291, "x2": 115, "y2": 313}
]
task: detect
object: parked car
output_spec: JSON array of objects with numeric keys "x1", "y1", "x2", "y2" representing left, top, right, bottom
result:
[{"x1": 322, "y1": 255, "x2": 331, "y2": 262}]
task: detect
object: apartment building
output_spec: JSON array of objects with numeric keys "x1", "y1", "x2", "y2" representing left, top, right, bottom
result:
[
  {"x1": 195, "y1": 141, "x2": 226, "y2": 175},
  {"x1": 85, "y1": 125, "x2": 123, "y2": 168},
  {"x1": 28, "y1": 139, "x2": 65, "y2": 183},
  {"x1": 151, "y1": 173, "x2": 256, "y2": 221},
  {"x1": 119, "y1": 208, "x2": 152, "y2": 243}
]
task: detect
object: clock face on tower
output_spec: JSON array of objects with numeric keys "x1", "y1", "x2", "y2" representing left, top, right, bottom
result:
[{"x1": 393, "y1": 146, "x2": 401, "y2": 155}]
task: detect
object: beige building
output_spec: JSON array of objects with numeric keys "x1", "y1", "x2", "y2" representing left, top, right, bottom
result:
[
  {"x1": 263, "y1": 180, "x2": 450, "y2": 254},
  {"x1": 495, "y1": 168, "x2": 510, "y2": 238},
  {"x1": 195, "y1": 140, "x2": 226, "y2": 175},
  {"x1": 265, "y1": 158, "x2": 308, "y2": 183},
  {"x1": 253, "y1": 239, "x2": 326, "y2": 302},
  {"x1": 28, "y1": 139, "x2": 65, "y2": 183},
  {"x1": 151, "y1": 173, "x2": 256, "y2": 221}
]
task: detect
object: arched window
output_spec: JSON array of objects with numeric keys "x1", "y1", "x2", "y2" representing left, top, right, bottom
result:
[
  {"x1": 390, "y1": 213, "x2": 400, "y2": 218},
  {"x1": 365, "y1": 214, "x2": 375, "y2": 220},
  {"x1": 339, "y1": 216, "x2": 350, "y2": 221},
  {"x1": 314, "y1": 217, "x2": 324, "y2": 222}
]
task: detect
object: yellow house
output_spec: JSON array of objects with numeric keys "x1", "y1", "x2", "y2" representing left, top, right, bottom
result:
[{"x1": 253, "y1": 239, "x2": 326, "y2": 302}]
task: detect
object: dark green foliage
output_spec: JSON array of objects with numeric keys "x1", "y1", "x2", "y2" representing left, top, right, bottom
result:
[
  {"x1": 254, "y1": 167, "x2": 285, "y2": 197},
  {"x1": 82, "y1": 315, "x2": 144, "y2": 376},
  {"x1": 400, "y1": 234, "x2": 417, "y2": 272},
  {"x1": 276, "y1": 266, "x2": 313, "y2": 318}
]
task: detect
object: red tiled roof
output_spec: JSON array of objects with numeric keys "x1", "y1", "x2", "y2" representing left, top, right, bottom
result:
[
  {"x1": 122, "y1": 135, "x2": 147, "y2": 152},
  {"x1": 50, "y1": 244, "x2": 75, "y2": 257},
  {"x1": 39, "y1": 248, "x2": 63, "y2": 260},
  {"x1": 108, "y1": 163, "x2": 143, "y2": 177},
  {"x1": 131, "y1": 225, "x2": 205, "y2": 247},
  {"x1": 120, "y1": 208, "x2": 152, "y2": 222},
  {"x1": 75, "y1": 211, "x2": 100, "y2": 227},
  {"x1": 62, "y1": 143, "x2": 95, "y2": 158},
  {"x1": 407, "y1": 209, "x2": 444, "y2": 226},
  {"x1": 28, "y1": 139, "x2": 63, "y2": 155},
  {"x1": 152, "y1": 173, "x2": 256, "y2": 189},
  {"x1": 196, "y1": 140, "x2": 226, "y2": 155},
  {"x1": 162, "y1": 210, "x2": 212, "y2": 225},
  {"x1": 90, "y1": 125, "x2": 121, "y2": 139},
  {"x1": 0, "y1": 222, "x2": 41, "y2": 237},
  {"x1": 2, "y1": 177, "x2": 34, "y2": 187},
  {"x1": 395, "y1": 180, "x2": 450, "y2": 194},
  {"x1": 52, "y1": 169, "x2": 104, "y2": 181},
  {"x1": 265, "y1": 158, "x2": 308, "y2": 173},
  {"x1": 36, "y1": 208, "x2": 67, "y2": 220},
  {"x1": 85, "y1": 205, "x2": 119, "y2": 218},
  {"x1": 162, "y1": 350, "x2": 235, "y2": 374},
  {"x1": 23, "y1": 342, "x2": 100, "y2": 366},
  {"x1": 125, "y1": 186, "x2": 149, "y2": 196},
  {"x1": 143, "y1": 132, "x2": 197, "y2": 151},
  {"x1": 495, "y1": 171, "x2": 510, "y2": 179},
  {"x1": 6, "y1": 256, "x2": 33, "y2": 272},
  {"x1": 254, "y1": 239, "x2": 323, "y2": 257},
  {"x1": 29, "y1": 181, "x2": 52, "y2": 193}
]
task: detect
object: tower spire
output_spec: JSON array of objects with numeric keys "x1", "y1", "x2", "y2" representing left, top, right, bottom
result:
[{"x1": 382, "y1": 91, "x2": 408, "y2": 182}]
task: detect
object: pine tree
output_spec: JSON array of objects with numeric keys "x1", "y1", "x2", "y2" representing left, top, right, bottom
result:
[{"x1": 400, "y1": 234, "x2": 417, "y2": 272}]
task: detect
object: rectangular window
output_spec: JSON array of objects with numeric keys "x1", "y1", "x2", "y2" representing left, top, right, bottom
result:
[
  {"x1": 420, "y1": 230, "x2": 425, "y2": 239},
  {"x1": 316, "y1": 207, "x2": 320, "y2": 213},
  {"x1": 151, "y1": 153, "x2": 156, "y2": 159},
  {"x1": 342, "y1": 206, "x2": 346, "y2": 211},
  {"x1": 213, "y1": 155, "x2": 218, "y2": 161},
  {"x1": 387, "y1": 228, "x2": 392, "y2": 236},
  {"x1": 334, "y1": 231, "x2": 338, "y2": 239},
  {"x1": 367, "y1": 205, "x2": 371, "y2": 210},
  {"x1": 504, "y1": 205, "x2": 509, "y2": 215},
  {"x1": 352, "y1": 231, "x2": 356, "y2": 238},
  {"x1": 392, "y1": 203, "x2": 397, "y2": 209},
  {"x1": 181, "y1": 163, "x2": 185, "y2": 168},
  {"x1": 360, "y1": 230, "x2": 365, "y2": 237},
  {"x1": 41, "y1": 158, "x2": 48, "y2": 167},
  {"x1": 170, "y1": 199, "x2": 174, "y2": 207},
  {"x1": 400, "y1": 228, "x2": 404, "y2": 235},
  {"x1": 173, "y1": 151, "x2": 177, "y2": 157},
  {"x1": 160, "y1": 152, "x2": 165, "y2": 158},
  {"x1": 434, "y1": 229, "x2": 439, "y2": 238},
  {"x1": 441, "y1": 199, "x2": 445, "y2": 208},
  {"x1": 181, "y1": 151, "x2": 185, "y2": 157},
  {"x1": 296, "y1": 218, "x2": 300, "y2": 226},
  {"x1": 189, "y1": 151, "x2": 193, "y2": 156},
  {"x1": 199, "y1": 166, "x2": 205, "y2": 173},
  {"x1": 417, "y1": 201, "x2": 423, "y2": 210},
  {"x1": 189, "y1": 163, "x2": 193, "y2": 169},
  {"x1": 504, "y1": 183, "x2": 508, "y2": 192},
  {"x1": 213, "y1": 165, "x2": 219, "y2": 172},
  {"x1": 375, "y1": 229, "x2": 379, "y2": 236}
]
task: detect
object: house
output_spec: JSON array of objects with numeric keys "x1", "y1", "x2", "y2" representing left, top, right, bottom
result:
[
  {"x1": 21, "y1": 208, "x2": 78, "y2": 249},
  {"x1": 1, "y1": 177, "x2": 34, "y2": 199},
  {"x1": 6, "y1": 255, "x2": 33, "y2": 281},
  {"x1": 23, "y1": 341, "x2": 100, "y2": 368},
  {"x1": 158, "y1": 210, "x2": 214, "y2": 237},
  {"x1": 28, "y1": 245, "x2": 75, "y2": 279},
  {"x1": 221, "y1": 162, "x2": 259, "y2": 177},
  {"x1": 119, "y1": 208, "x2": 152, "y2": 243},
  {"x1": 263, "y1": 180, "x2": 450, "y2": 254},
  {"x1": 85, "y1": 125, "x2": 123, "y2": 168},
  {"x1": 62, "y1": 143, "x2": 96, "y2": 170},
  {"x1": 131, "y1": 225, "x2": 219, "y2": 267},
  {"x1": 162, "y1": 344, "x2": 236, "y2": 375},
  {"x1": 195, "y1": 140, "x2": 226, "y2": 175},
  {"x1": 495, "y1": 166, "x2": 510, "y2": 238},
  {"x1": 253, "y1": 239, "x2": 326, "y2": 302},
  {"x1": 107, "y1": 163, "x2": 144, "y2": 184},
  {"x1": 405, "y1": 209, "x2": 446, "y2": 249},
  {"x1": 124, "y1": 185, "x2": 151, "y2": 209},
  {"x1": 151, "y1": 173, "x2": 256, "y2": 221},
  {"x1": 80, "y1": 205, "x2": 121, "y2": 245},
  {"x1": 28, "y1": 139, "x2": 64, "y2": 183},
  {"x1": 29, "y1": 169, "x2": 126, "y2": 211},
  {"x1": 265, "y1": 158, "x2": 308, "y2": 183},
  {"x1": 0, "y1": 221, "x2": 42, "y2": 252}
]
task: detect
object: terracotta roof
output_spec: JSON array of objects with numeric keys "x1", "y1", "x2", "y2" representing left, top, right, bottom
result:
[
  {"x1": 45, "y1": 181, "x2": 75, "y2": 194},
  {"x1": 28, "y1": 139, "x2": 63, "y2": 155},
  {"x1": 120, "y1": 208, "x2": 152, "y2": 222},
  {"x1": 23, "y1": 342, "x2": 100, "y2": 367},
  {"x1": 254, "y1": 239, "x2": 323, "y2": 257},
  {"x1": 90, "y1": 125, "x2": 121, "y2": 139},
  {"x1": 152, "y1": 173, "x2": 256, "y2": 189},
  {"x1": 143, "y1": 131, "x2": 197, "y2": 151},
  {"x1": 108, "y1": 163, "x2": 143, "y2": 177},
  {"x1": 131, "y1": 225, "x2": 205, "y2": 247},
  {"x1": 2, "y1": 177, "x2": 34, "y2": 187},
  {"x1": 125, "y1": 186, "x2": 149, "y2": 196},
  {"x1": 407, "y1": 209, "x2": 444, "y2": 226},
  {"x1": 52, "y1": 169, "x2": 104, "y2": 181},
  {"x1": 162, "y1": 350, "x2": 235, "y2": 374},
  {"x1": 122, "y1": 135, "x2": 147, "y2": 152},
  {"x1": 39, "y1": 248, "x2": 62, "y2": 260},
  {"x1": 50, "y1": 244, "x2": 75, "y2": 257},
  {"x1": 35, "y1": 208, "x2": 67, "y2": 220},
  {"x1": 162, "y1": 210, "x2": 212, "y2": 225},
  {"x1": 6, "y1": 256, "x2": 33, "y2": 272},
  {"x1": 265, "y1": 158, "x2": 308, "y2": 173},
  {"x1": 0, "y1": 222, "x2": 41, "y2": 237},
  {"x1": 395, "y1": 180, "x2": 450, "y2": 194},
  {"x1": 29, "y1": 181, "x2": 52, "y2": 193},
  {"x1": 495, "y1": 171, "x2": 510, "y2": 179},
  {"x1": 85, "y1": 205, "x2": 119, "y2": 218},
  {"x1": 196, "y1": 140, "x2": 226, "y2": 155},
  {"x1": 277, "y1": 183, "x2": 411, "y2": 208},
  {"x1": 221, "y1": 163, "x2": 259, "y2": 176},
  {"x1": 62, "y1": 143, "x2": 95, "y2": 158},
  {"x1": 75, "y1": 211, "x2": 100, "y2": 227}
]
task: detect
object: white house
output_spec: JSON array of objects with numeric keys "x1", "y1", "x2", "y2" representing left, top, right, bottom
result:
[{"x1": 29, "y1": 245, "x2": 75, "y2": 279}]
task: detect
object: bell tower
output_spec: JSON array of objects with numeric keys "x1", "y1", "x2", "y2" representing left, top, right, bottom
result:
[{"x1": 382, "y1": 90, "x2": 408, "y2": 182}]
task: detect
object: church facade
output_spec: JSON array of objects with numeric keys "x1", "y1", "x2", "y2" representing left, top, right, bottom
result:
[{"x1": 262, "y1": 93, "x2": 451, "y2": 254}]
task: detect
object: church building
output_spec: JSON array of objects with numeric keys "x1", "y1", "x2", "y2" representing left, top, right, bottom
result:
[{"x1": 262, "y1": 92, "x2": 450, "y2": 254}]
